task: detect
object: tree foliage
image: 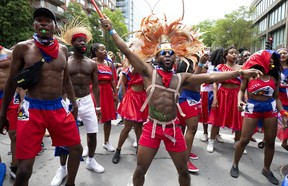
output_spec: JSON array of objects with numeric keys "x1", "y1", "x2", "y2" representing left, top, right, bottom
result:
[
  {"x1": 0, "y1": 0, "x2": 34, "y2": 48},
  {"x1": 195, "y1": 6, "x2": 256, "y2": 50},
  {"x1": 102, "y1": 8, "x2": 128, "y2": 55}
]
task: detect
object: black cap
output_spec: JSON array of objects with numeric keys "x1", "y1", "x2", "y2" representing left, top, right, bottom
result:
[{"x1": 34, "y1": 7, "x2": 57, "y2": 24}]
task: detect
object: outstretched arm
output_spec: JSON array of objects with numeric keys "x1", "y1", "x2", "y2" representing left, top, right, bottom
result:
[
  {"x1": 100, "y1": 16, "x2": 151, "y2": 77},
  {"x1": 182, "y1": 69, "x2": 262, "y2": 87}
]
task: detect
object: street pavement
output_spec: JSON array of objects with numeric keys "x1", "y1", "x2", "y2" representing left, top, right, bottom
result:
[{"x1": 1, "y1": 119, "x2": 288, "y2": 186}]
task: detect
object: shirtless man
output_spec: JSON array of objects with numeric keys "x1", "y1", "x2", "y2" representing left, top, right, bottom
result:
[
  {"x1": 51, "y1": 25, "x2": 104, "y2": 186},
  {"x1": 0, "y1": 8, "x2": 82, "y2": 186},
  {"x1": 100, "y1": 15, "x2": 262, "y2": 186},
  {"x1": 0, "y1": 46, "x2": 22, "y2": 179}
]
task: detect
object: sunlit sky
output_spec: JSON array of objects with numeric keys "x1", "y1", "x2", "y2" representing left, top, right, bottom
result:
[{"x1": 143, "y1": 0, "x2": 253, "y2": 25}]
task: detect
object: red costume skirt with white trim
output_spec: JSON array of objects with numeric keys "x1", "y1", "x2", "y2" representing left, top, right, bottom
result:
[
  {"x1": 208, "y1": 86, "x2": 243, "y2": 131},
  {"x1": 118, "y1": 88, "x2": 148, "y2": 122}
]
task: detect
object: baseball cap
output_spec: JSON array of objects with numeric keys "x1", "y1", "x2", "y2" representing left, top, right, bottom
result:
[{"x1": 33, "y1": 7, "x2": 57, "y2": 24}]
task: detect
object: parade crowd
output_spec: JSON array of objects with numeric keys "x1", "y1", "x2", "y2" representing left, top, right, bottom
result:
[{"x1": 1, "y1": 7, "x2": 288, "y2": 186}]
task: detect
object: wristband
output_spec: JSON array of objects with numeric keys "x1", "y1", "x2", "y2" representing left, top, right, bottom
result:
[
  {"x1": 280, "y1": 110, "x2": 288, "y2": 117},
  {"x1": 96, "y1": 107, "x2": 101, "y2": 111},
  {"x1": 198, "y1": 63, "x2": 204, "y2": 67},
  {"x1": 109, "y1": 29, "x2": 117, "y2": 36}
]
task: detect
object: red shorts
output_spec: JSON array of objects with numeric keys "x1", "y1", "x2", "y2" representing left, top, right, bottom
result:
[
  {"x1": 177, "y1": 100, "x2": 201, "y2": 125},
  {"x1": 7, "y1": 93, "x2": 20, "y2": 131},
  {"x1": 0, "y1": 92, "x2": 20, "y2": 131},
  {"x1": 16, "y1": 97, "x2": 81, "y2": 159},
  {"x1": 139, "y1": 120, "x2": 187, "y2": 152}
]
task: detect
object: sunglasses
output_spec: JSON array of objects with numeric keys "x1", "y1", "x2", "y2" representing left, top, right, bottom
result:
[{"x1": 159, "y1": 50, "x2": 175, "y2": 56}]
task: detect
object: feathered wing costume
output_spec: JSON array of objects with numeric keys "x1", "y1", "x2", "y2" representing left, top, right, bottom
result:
[{"x1": 129, "y1": 14, "x2": 204, "y2": 65}]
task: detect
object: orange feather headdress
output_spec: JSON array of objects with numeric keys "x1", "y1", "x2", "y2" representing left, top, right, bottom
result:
[{"x1": 129, "y1": 14, "x2": 204, "y2": 62}]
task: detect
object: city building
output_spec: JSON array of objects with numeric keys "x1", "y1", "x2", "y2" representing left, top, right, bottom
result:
[{"x1": 250, "y1": 0, "x2": 287, "y2": 51}]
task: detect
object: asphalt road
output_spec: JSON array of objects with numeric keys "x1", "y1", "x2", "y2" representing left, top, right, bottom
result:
[{"x1": 1, "y1": 119, "x2": 288, "y2": 186}]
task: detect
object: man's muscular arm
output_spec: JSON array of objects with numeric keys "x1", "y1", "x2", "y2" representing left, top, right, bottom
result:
[
  {"x1": 0, "y1": 43, "x2": 25, "y2": 134},
  {"x1": 100, "y1": 16, "x2": 152, "y2": 78},
  {"x1": 62, "y1": 46, "x2": 78, "y2": 119}
]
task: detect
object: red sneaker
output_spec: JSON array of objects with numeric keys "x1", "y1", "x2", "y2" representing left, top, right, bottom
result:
[
  {"x1": 187, "y1": 161, "x2": 199, "y2": 173},
  {"x1": 189, "y1": 152, "x2": 198, "y2": 160}
]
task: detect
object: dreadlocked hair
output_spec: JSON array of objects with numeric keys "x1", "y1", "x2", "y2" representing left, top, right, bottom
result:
[{"x1": 129, "y1": 14, "x2": 204, "y2": 62}]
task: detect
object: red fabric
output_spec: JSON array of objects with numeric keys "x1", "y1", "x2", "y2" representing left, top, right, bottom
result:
[
  {"x1": 216, "y1": 64, "x2": 241, "y2": 85},
  {"x1": 0, "y1": 45, "x2": 3, "y2": 50},
  {"x1": 72, "y1": 33, "x2": 87, "y2": 41},
  {"x1": 16, "y1": 107, "x2": 80, "y2": 159},
  {"x1": 156, "y1": 69, "x2": 173, "y2": 88},
  {"x1": 208, "y1": 86, "x2": 243, "y2": 131},
  {"x1": 98, "y1": 63, "x2": 113, "y2": 81},
  {"x1": 277, "y1": 118, "x2": 288, "y2": 140},
  {"x1": 242, "y1": 50, "x2": 272, "y2": 74},
  {"x1": 99, "y1": 83, "x2": 116, "y2": 123},
  {"x1": 139, "y1": 120, "x2": 186, "y2": 152},
  {"x1": 34, "y1": 39, "x2": 59, "y2": 59},
  {"x1": 118, "y1": 88, "x2": 148, "y2": 122}
]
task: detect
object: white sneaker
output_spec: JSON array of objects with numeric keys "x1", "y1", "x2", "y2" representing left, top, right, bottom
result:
[
  {"x1": 82, "y1": 146, "x2": 88, "y2": 157},
  {"x1": 233, "y1": 141, "x2": 247, "y2": 154},
  {"x1": 215, "y1": 134, "x2": 224, "y2": 143},
  {"x1": 103, "y1": 142, "x2": 115, "y2": 152},
  {"x1": 207, "y1": 139, "x2": 215, "y2": 153},
  {"x1": 51, "y1": 167, "x2": 67, "y2": 186},
  {"x1": 132, "y1": 141, "x2": 137, "y2": 148},
  {"x1": 86, "y1": 158, "x2": 105, "y2": 173},
  {"x1": 200, "y1": 133, "x2": 208, "y2": 142}
]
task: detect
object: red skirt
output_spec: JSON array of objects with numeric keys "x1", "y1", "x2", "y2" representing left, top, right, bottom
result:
[
  {"x1": 99, "y1": 83, "x2": 116, "y2": 123},
  {"x1": 118, "y1": 88, "x2": 148, "y2": 122},
  {"x1": 208, "y1": 86, "x2": 243, "y2": 131}
]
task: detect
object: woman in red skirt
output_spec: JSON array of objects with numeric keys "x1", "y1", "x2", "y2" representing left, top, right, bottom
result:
[
  {"x1": 91, "y1": 43, "x2": 117, "y2": 152},
  {"x1": 207, "y1": 46, "x2": 244, "y2": 153},
  {"x1": 112, "y1": 63, "x2": 148, "y2": 164}
]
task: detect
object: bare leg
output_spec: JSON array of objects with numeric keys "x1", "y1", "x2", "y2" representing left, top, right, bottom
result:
[
  {"x1": 203, "y1": 123, "x2": 208, "y2": 134},
  {"x1": 169, "y1": 151, "x2": 191, "y2": 186},
  {"x1": 66, "y1": 144, "x2": 82, "y2": 185},
  {"x1": 262, "y1": 117, "x2": 277, "y2": 172},
  {"x1": 8, "y1": 130, "x2": 17, "y2": 167},
  {"x1": 87, "y1": 133, "x2": 96, "y2": 157},
  {"x1": 117, "y1": 119, "x2": 134, "y2": 149},
  {"x1": 14, "y1": 158, "x2": 35, "y2": 186},
  {"x1": 133, "y1": 146, "x2": 158, "y2": 186},
  {"x1": 184, "y1": 116, "x2": 198, "y2": 161},
  {"x1": 133, "y1": 121, "x2": 143, "y2": 144},
  {"x1": 210, "y1": 125, "x2": 219, "y2": 140},
  {"x1": 104, "y1": 121, "x2": 112, "y2": 143},
  {"x1": 233, "y1": 118, "x2": 257, "y2": 166}
]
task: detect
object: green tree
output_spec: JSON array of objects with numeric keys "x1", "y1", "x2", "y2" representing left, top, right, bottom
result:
[
  {"x1": 195, "y1": 19, "x2": 215, "y2": 48},
  {"x1": 195, "y1": 6, "x2": 256, "y2": 50},
  {"x1": 0, "y1": 0, "x2": 33, "y2": 48},
  {"x1": 102, "y1": 8, "x2": 128, "y2": 55},
  {"x1": 64, "y1": 2, "x2": 89, "y2": 25}
]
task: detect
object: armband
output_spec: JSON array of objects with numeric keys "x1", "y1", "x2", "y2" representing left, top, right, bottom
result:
[
  {"x1": 109, "y1": 29, "x2": 117, "y2": 36},
  {"x1": 280, "y1": 110, "x2": 288, "y2": 117},
  {"x1": 198, "y1": 63, "x2": 204, "y2": 67},
  {"x1": 96, "y1": 107, "x2": 101, "y2": 111}
]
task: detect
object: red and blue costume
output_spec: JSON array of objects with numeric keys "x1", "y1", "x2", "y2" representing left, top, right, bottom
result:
[
  {"x1": 208, "y1": 64, "x2": 243, "y2": 131},
  {"x1": 117, "y1": 67, "x2": 148, "y2": 122},
  {"x1": 97, "y1": 62, "x2": 116, "y2": 123}
]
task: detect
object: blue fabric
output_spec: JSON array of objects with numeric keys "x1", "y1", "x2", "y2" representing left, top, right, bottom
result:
[
  {"x1": 0, "y1": 162, "x2": 6, "y2": 186},
  {"x1": 179, "y1": 89, "x2": 201, "y2": 104}
]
